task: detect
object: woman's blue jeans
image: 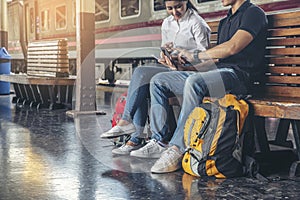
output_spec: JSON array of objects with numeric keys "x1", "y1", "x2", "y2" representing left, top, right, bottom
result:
[
  {"x1": 149, "y1": 68, "x2": 247, "y2": 152},
  {"x1": 121, "y1": 65, "x2": 171, "y2": 144}
]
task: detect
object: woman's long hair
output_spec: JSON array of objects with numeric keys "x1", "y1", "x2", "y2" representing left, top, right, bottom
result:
[{"x1": 164, "y1": 0, "x2": 199, "y2": 13}]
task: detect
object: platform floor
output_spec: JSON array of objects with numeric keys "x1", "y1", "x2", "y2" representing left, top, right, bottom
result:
[{"x1": 1, "y1": 93, "x2": 300, "y2": 200}]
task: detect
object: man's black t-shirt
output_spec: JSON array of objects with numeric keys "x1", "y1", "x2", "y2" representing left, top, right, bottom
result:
[{"x1": 217, "y1": 0, "x2": 268, "y2": 83}]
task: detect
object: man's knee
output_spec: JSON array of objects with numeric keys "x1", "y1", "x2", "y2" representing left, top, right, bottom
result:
[
  {"x1": 185, "y1": 74, "x2": 204, "y2": 89},
  {"x1": 150, "y1": 72, "x2": 166, "y2": 86}
]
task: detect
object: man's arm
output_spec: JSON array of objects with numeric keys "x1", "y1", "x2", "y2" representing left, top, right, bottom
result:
[{"x1": 178, "y1": 29, "x2": 254, "y2": 63}]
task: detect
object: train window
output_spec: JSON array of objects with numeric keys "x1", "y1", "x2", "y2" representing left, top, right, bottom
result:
[
  {"x1": 154, "y1": 0, "x2": 166, "y2": 11},
  {"x1": 55, "y1": 5, "x2": 66, "y2": 30},
  {"x1": 197, "y1": 0, "x2": 218, "y2": 3},
  {"x1": 120, "y1": 0, "x2": 140, "y2": 18},
  {"x1": 96, "y1": 0, "x2": 109, "y2": 22},
  {"x1": 41, "y1": 9, "x2": 50, "y2": 32}
]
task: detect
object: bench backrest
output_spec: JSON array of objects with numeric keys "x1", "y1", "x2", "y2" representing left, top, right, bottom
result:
[
  {"x1": 27, "y1": 39, "x2": 69, "y2": 77},
  {"x1": 207, "y1": 10, "x2": 300, "y2": 98}
]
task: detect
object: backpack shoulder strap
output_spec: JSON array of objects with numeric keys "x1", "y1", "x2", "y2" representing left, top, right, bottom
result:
[{"x1": 244, "y1": 155, "x2": 269, "y2": 182}]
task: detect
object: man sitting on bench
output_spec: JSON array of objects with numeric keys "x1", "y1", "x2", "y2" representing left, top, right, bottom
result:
[{"x1": 148, "y1": 0, "x2": 268, "y2": 173}]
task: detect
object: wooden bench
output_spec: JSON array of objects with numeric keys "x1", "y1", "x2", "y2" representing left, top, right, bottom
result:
[
  {"x1": 0, "y1": 74, "x2": 76, "y2": 109},
  {"x1": 170, "y1": 10, "x2": 300, "y2": 177},
  {"x1": 249, "y1": 10, "x2": 300, "y2": 177},
  {"x1": 0, "y1": 39, "x2": 76, "y2": 109},
  {"x1": 27, "y1": 39, "x2": 70, "y2": 77}
]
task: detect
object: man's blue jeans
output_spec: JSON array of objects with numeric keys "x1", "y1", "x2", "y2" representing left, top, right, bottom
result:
[
  {"x1": 149, "y1": 68, "x2": 247, "y2": 152},
  {"x1": 121, "y1": 65, "x2": 171, "y2": 144}
]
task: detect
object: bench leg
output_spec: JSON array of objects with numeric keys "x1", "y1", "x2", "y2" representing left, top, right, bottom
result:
[
  {"x1": 56, "y1": 85, "x2": 73, "y2": 109},
  {"x1": 66, "y1": 85, "x2": 74, "y2": 109},
  {"x1": 22, "y1": 84, "x2": 32, "y2": 106},
  {"x1": 49, "y1": 85, "x2": 65, "y2": 110},
  {"x1": 23, "y1": 84, "x2": 37, "y2": 107},
  {"x1": 270, "y1": 119, "x2": 294, "y2": 148},
  {"x1": 37, "y1": 85, "x2": 50, "y2": 109},
  {"x1": 29, "y1": 84, "x2": 41, "y2": 108},
  {"x1": 17, "y1": 84, "x2": 28, "y2": 106},
  {"x1": 11, "y1": 83, "x2": 21, "y2": 103},
  {"x1": 289, "y1": 120, "x2": 300, "y2": 177},
  {"x1": 253, "y1": 116, "x2": 270, "y2": 153},
  {"x1": 15, "y1": 84, "x2": 24, "y2": 104}
]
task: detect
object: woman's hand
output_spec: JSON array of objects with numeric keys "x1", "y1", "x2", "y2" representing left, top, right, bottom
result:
[
  {"x1": 158, "y1": 51, "x2": 177, "y2": 70},
  {"x1": 162, "y1": 42, "x2": 174, "y2": 52}
]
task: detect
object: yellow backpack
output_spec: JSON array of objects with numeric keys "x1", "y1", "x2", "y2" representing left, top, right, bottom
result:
[{"x1": 182, "y1": 94, "x2": 249, "y2": 178}]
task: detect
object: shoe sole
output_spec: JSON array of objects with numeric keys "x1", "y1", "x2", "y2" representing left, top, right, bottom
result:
[
  {"x1": 151, "y1": 166, "x2": 181, "y2": 173},
  {"x1": 100, "y1": 130, "x2": 135, "y2": 139},
  {"x1": 130, "y1": 152, "x2": 162, "y2": 159},
  {"x1": 150, "y1": 155, "x2": 183, "y2": 173},
  {"x1": 112, "y1": 145, "x2": 143, "y2": 155},
  {"x1": 101, "y1": 133, "x2": 129, "y2": 139},
  {"x1": 112, "y1": 151, "x2": 130, "y2": 155}
]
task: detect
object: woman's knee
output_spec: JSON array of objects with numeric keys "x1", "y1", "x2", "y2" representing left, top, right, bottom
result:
[{"x1": 132, "y1": 66, "x2": 148, "y2": 78}]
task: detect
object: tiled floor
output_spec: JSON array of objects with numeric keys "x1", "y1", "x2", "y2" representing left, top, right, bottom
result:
[{"x1": 1, "y1": 93, "x2": 300, "y2": 200}]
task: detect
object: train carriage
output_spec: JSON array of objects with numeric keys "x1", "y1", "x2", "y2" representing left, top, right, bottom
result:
[{"x1": 7, "y1": 0, "x2": 300, "y2": 83}]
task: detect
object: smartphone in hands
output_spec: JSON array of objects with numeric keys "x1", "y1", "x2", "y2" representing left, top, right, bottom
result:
[{"x1": 160, "y1": 47, "x2": 178, "y2": 69}]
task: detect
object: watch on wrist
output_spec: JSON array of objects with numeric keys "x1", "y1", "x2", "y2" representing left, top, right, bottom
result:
[{"x1": 193, "y1": 50, "x2": 201, "y2": 62}]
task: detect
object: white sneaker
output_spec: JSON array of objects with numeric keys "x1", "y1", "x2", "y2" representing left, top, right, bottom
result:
[
  {"x1": 130, "y1": 139, "x2": 166, "y2": 158},
  {"x1": 151, "y1": 147, "x2": 183, "y2": 173},
  {"x1": 112, "y1": 142, "x2": 143, "y2": 155},
  {"x1": 100, "y1": 123, "x2": 136, "y2": 139}
]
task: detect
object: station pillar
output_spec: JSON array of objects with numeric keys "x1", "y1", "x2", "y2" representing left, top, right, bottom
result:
[
  {"x1": 75, "y1": 0, "x2": 96, "y2": 112},
  {"x1": 0, "y1": 0, "x2": 8, "y2": 48}
]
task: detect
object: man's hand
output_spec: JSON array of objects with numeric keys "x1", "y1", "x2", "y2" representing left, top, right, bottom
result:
[{"x1": 175, "y1": 48, "x2": 194, "y2": 64}]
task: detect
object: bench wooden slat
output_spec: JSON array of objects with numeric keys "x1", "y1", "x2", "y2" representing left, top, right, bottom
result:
[
  {"x1": 268, "y1": 37, "x2": 300, "y2": 46},
  {"x1": 268, "y1": 11, "x2": 300, "y2": 27},
  {"x1": 27, "y1": 71, "x2": 69, "y2": 77},
  {"x1": 269, "y1": 27, "x2": 300, "y2": 37},
  {"x1": 260, "y1": 86, "x2": 300, "y2": 98},
  {"x1": 28, "y1": 49, "x2": 68, "y2": 55},
  {"x1": 29, "y1": 63, "x2": 69, "y2": 71},
  {"x1": 268, "y1": 66, "x2": 300, "y2": 74},
  {"x1": 28, "y1": 59, "x2": 69, "y2": 64},
  {"x1": 27, "y1": 63, "x2": 69, "y2": 68},
  {"x1": 210, "y1": 34, "x2": 218, "y2": 41},
  {"x1": 207, "y1": 21, "x2": 219, "y2": 33},
  {"x1": 28, "y1": 55, "x2": 69, "y2": 59},
  {"x1": 267, "y1": 47, "x2": 300, "y2": 55},
  {"x1": 269, "y1": 17, "x2": 300, "y2": 28},
  {"x1": 28, "y1": 40, "x2": 68, "y2": 47},
  {"x1": 269, "y1": 10, "x2": 300, "y2": 20},
  {"x1": 250, "y1": 96, "x2": 300, "y2": 119},
  {"x1": 28, "y1": 45, "x2": 68, "y2": 51},
  {"x1": 27, "y1": 59, "x2": 68, "y2": 64},
  {"x1": 267, "y1": 76, "x2": 300, "y2": 85},
  {"x1": 268, "y1": 57, "x2": 300, "y2": 65},
  {"x1": 28, "y1": 63, "x2": 69, "y2": 67},
  {"x1": 251, "y1": 101, "x2": 300, "y2": 119}
]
